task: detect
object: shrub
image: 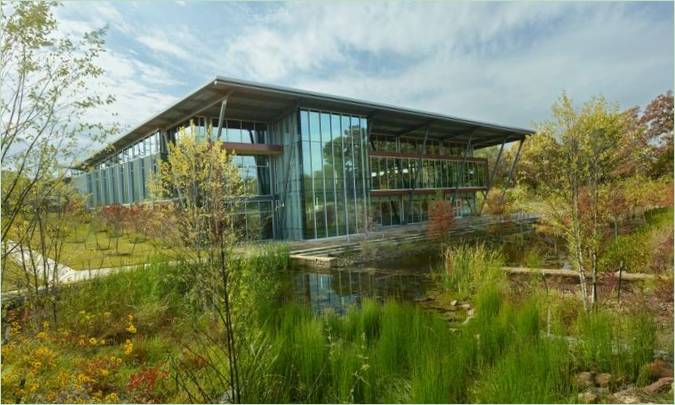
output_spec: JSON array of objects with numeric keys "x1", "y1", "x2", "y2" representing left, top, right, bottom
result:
[{"x1": 427, "y1": 199, "x2": 455, "y2": 240}]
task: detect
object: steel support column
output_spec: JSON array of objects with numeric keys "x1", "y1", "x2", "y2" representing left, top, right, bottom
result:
[
  {"x1": 452, "y1": 130, "x2": 475, "y2": 212},
  {"x1": 405, "y1": 126, "x2": 429, "y2": 224}
]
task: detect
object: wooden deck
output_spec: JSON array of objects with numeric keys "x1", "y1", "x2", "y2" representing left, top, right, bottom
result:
[{"x1": 288, "y1": 213, "x2": 539, "y2": 268}]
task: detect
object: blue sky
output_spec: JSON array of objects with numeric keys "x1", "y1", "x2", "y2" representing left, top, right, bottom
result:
[{"x1": 54, "y1": 1, "x2": 674, "y2": 149}]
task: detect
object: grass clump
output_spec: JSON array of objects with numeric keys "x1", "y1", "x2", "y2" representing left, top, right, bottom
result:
[
  {"x1": 440, "y1": 243, "x2": 504, "y2": 298},
  {"x1": 574, "y1": 308, "x2": 657, "y2": 383}
]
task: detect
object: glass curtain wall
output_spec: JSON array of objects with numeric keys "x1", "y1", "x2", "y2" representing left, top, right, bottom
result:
[
  {"x1": 299, "y1": 109, "x2": 368, "y2": 239},
  {"x1": 371, "y1": 192, "x2": 476, "y2": 227},
  {"x1": 370, "y1": 156, "x2": 486, "y2": 190}
]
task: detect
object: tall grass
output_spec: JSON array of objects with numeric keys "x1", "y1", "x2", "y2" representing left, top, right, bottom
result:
[
  {"x1": 244, "y1": 284, "x2": 611, "y2": 404},
  {"x1": 440, "y1": 243, "x2": 504, "y2": 298},
  {"x1": 44, "y1": 243, "x2": 660, "y2": 404},
  {"x1": 474, "y1": 338, "x2": 574, "y2": 403},
  {"x1": 575, "y1": 307, "x2": 656, "y2": 383}
]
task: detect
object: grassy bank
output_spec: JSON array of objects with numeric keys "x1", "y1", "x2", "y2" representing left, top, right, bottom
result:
[
  {"x1": 1, "y1": 244, "x2": 290, "y2": 403},
  {"x1": 239, "y1": 284, "x2": 659, "y2": 403}
]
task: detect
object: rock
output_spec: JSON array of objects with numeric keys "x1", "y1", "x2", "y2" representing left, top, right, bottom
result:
[
  {"x1": 594, "y1": 372, "x2": 612, "y2": 388},
  {"x1": 459, "y1": 303, "x2": 471, "y2": 309},
  {"x1": 467, "y1": 308, "x2": 475, "y2": 317},
  {"x1": 450, "y1": 299, "x2": 458, "y2": 306},
  {"x1": 577, "y1": 391, "x2": 598, "y2": 404},
  {"x1": 609, "y1": 389, "x2": 641, "y2": 404},
  {"x1": 576, "y1": 371, "x2": 595, "y2": 389},
  {"x1": 643, "y1": 377, "x2": 673, "y2": 395},
  {"x1": 648, "y1": 359, "x2": 674, "y2": 380}
]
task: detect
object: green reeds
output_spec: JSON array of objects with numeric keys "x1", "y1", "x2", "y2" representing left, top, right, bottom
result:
[
  {"x1": 574, "y1": 308, "x2": 656, "y2": 382},
  {"x1": 474, "y1": 338, "x2": 574, "y2": 403},
  {"x1": 440, "y1": 243, "x2": 504, "y2": 298}
]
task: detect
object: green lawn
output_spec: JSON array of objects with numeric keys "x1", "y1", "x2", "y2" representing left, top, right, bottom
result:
[{"x1": 59, "y1": 229, "x2": 177, "y2": 270}]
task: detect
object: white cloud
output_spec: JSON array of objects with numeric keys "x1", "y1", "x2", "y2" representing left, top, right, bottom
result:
[
  {"x1": 51, "y1": 0, "x2": 673, "y2": 150},
  {"x1": 137, "y1": 33, "x2": 192, "y2": 60},
  {"x1": 216, "y1": 1, "x2": 672, "y2": 128}
]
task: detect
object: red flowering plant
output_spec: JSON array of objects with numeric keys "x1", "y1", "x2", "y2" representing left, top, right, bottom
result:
[{"x1": 126, "y1": 366, "x2": 169, "y2": 403}]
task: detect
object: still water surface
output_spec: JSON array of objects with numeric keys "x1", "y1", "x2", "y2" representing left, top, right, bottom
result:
[{"x1": 283, "y1": 254, "x2": 439, "y2": 314}]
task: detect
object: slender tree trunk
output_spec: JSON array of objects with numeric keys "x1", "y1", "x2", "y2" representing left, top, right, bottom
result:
[
  {"x1": 617, "y1": 260, "x2": 624, "y2": 302},
  {"x1": 219, "y1": 247, "x2": 241, "y2": 404},
  {"x1": 591, "y1": 251, "x2": 598, "y2": 308}
]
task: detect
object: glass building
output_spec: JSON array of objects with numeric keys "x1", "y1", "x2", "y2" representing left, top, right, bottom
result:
[{"x1": 71, "y1": 77, "x2": 531, "y2": 241}]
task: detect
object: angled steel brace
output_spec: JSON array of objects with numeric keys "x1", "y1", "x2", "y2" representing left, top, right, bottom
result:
[
  {"x1": 498, "y1": 138, "x2": 525, "y2": 207},
  {"x1": 214, "y1": 90, "x2": 235, "y2": 142},
  {"x1": 478, "y1": 137, "x2": 506, "y2": 215}
]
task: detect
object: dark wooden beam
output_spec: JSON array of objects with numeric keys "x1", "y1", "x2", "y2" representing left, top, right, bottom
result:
[
  {"x1": 372, "y1": 187, "x2": 486, "y2": 197},
  {"x1": 219, "y1": 142, "x2": 283, "y2": 156},
  {"x1": 368, "y1": 150, "x2": 488, "y2": 163}
]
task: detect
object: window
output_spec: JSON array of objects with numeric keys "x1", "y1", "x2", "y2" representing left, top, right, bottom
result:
[{"x1": 300, "y1": 109, "x2": 367, "y2": 239}]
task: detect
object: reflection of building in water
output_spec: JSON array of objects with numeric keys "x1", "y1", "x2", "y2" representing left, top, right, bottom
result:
[{"x1": 294, "y1": 270, "x2": 430, "y2": 314}]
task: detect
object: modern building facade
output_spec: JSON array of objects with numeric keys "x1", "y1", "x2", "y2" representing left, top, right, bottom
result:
[{"x1": 72, "y1": 77, "x2": 531, "y2": 241}]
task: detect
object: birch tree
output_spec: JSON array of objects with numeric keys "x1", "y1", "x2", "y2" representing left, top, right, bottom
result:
[{"x1": 530, "y1": 94, "x2": 626, "y2": 309}]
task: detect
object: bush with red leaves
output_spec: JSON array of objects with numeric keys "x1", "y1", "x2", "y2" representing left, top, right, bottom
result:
[
  {"x1": 427, "y1": 199, "x2": 455, "y2": 240},
  {"x1": 126, "y1": 366, "x2": 169, "y2": 403}
]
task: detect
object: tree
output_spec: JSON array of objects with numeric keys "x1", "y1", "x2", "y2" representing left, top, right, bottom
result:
[
  {"x1": 149, "y1": 128, "x2": 247, "y2": 403},
  {"x1": 528, "y1": 94, "x2": 629, "y2": 310},
  {"x1": 640, "y1": 91, "x2": 673, "y2": 178},
  {"x1": 1, "y1": 1, "x2": 115, "y2": 302}
]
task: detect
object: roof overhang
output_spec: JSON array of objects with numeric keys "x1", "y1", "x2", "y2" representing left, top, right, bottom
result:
[{"x1": 78, "y1": 76, "x2": 534, "y2": 169}]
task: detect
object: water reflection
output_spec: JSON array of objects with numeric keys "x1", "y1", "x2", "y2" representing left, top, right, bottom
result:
[{"x1": 287, "y1": 267, "x2": 432, "y2": 314}]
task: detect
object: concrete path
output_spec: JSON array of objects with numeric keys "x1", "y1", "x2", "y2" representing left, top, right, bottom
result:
[
  {"x1": 502, "y1": 266, "x2": 660, "y2": 281},
  {"x1": 4, "y1": 240, "x2": 134, "y2": 293}
]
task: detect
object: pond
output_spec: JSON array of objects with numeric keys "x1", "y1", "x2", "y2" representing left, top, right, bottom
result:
[
  {"x1": 282, "y1": 232, "x2": 570, "y2": 314},
  {"x1": 283, "y1": 253, "x2": 438, "y2": 314}
]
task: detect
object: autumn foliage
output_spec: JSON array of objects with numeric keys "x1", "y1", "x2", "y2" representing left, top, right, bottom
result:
[{"x1": 427, "y1": 199, "x2": 455, "y2": 240}]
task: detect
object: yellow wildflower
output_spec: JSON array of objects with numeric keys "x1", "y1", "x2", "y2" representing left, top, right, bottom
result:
[
  {"x1": 57, "y1": 371, "x2": 69, "y2": 386},
  {"x1": 42, "y1": 320, "x2": 49, "y2": 330},
  {"x1": 89, "y1": 337, "x2": 98, "y2": 346},
  {"x1": 30, "y1": 360, "x2": 42, "y2": 371},
  {"x1": 126, "y1": 324, "x2": 137, "y2": 334},
  {"x1": 99, "y1": 368, "x2": 109, "y2": 377},
  {"x1": 123, "y1": 339, "x2": 133, "y2": 355},
  {"x1": 76, "y1": 373, "x2": 93, "y2": 385},
  {"x1": 36, "y1": 331, "x2": 48, "y2": 340},
  {"x1": 78, "y1": 338, "x2": 86, "y2": 346},
  {"x1": 104, "y1": 392, "x2": 119, "y2": 402}
]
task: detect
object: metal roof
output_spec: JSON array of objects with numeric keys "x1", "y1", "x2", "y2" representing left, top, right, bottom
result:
[{"x1": 79, "y1": 76, "x2": 533, "y2": 168}]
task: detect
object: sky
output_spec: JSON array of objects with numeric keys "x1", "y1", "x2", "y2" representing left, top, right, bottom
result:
[{"x1": 53, "y1": 0, "x2": 675, "y2": 150}]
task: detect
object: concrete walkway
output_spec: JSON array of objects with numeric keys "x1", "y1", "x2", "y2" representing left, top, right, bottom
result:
[{"x1": 6, "y1": 240, "x2": 130, "y2": 284}]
